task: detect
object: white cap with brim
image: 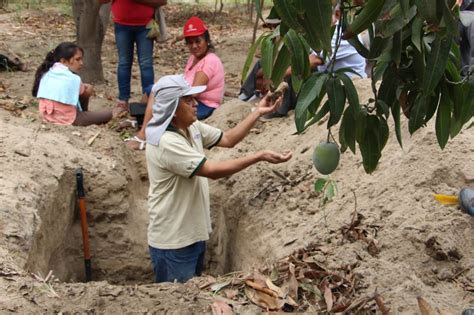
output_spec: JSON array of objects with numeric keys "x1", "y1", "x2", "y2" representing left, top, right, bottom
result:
[{"x1": 145, "y1": 74, "x2": 206, "y2": 146}]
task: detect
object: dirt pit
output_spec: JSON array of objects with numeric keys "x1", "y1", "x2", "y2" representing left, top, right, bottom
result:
[
  {"x1": 20, "y1": 146, "x2": 247, "y2": 286},
  {"x1": 24, "y1": 166, "x2": 153, "y2": 285}
]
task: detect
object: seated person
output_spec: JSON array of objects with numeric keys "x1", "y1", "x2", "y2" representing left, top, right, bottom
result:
[
  {"x1": 125, "y1": 16, "x2": 224, "y2": 150},
  {"x1": 32, "y1": 42, "x2": 123, "y2": 126},
  {"x1": 239, "y1": 5, "x2": 367, "y2": 120},
  {"x1": 460, "y1": 0, "x2": 474, "y2": 75}
]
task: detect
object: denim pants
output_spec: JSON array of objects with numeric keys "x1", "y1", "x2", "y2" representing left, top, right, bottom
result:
[
  {"x1": 197, "y1": 100, "x2": 215, "y2": 120},
  {"x1": 149, "y1": 241, "x2": 206, "y2": 283},
  {"x1": 114, "y1": 23, "x2": 154, "y2": 101}
]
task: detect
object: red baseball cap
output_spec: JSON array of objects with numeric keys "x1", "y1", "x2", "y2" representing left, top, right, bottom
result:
[{"x1": 183, "y1": 16, "x2": 208, "y2": 37}]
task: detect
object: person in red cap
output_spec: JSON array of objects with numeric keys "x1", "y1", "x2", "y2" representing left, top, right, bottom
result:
[
  {"x1": 182, "y1": 16, "x2": 225, "y2": 120},
  {"x1": 124, "y1": 16, "x2": 225, "y2": 150}
]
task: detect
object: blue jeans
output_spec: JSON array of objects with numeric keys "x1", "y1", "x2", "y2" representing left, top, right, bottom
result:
[
  {"x1": 114, "y1": 23, "x2": 154, "y2": 101},
  {"x1": 197, "y1": 100, "x2": 215, "y2": 120},
  {"x1": 149, "y1": 241, "x2": 206, "y2": 283}
]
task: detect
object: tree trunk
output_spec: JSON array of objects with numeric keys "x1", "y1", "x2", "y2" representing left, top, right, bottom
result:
[
  {"x1": 72, "y1": 0, "x2": 110, "y2": 83},
  {"x1": 0, "y1": 0, "x2": 8, "y2": 9}
]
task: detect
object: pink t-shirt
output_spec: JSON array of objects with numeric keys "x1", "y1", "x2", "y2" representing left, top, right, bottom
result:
[
  {"x1": 184, "y1": 52, "x2": 225, "y2": 109},
  {"x1": 111, "y1": 0, "x2": 154, "y2": 26}
]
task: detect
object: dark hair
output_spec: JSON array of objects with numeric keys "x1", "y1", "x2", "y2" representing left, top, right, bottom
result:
[
  {"x1": 184, "y1": 30, "x2": 215, "y2": 53},
  {"x1": 32, "y1": 42, "x2": 83, "y2": 97}
]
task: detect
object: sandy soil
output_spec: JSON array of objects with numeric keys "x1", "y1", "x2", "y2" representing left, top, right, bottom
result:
[{"x1": 0, "y1": 5, "x2": 473, "y2": 314}]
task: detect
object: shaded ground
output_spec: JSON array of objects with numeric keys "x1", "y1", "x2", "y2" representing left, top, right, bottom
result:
[{"x1": 0, "y1": 4, "x2": 473, "y2": 314}]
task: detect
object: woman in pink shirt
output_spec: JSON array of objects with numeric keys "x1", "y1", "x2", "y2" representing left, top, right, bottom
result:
[
  {"x1": 125, "y1": 16, "x2": 225, "y2": 150},
  {"x1": 182, "y1": 16, "x2": 225, "y2": 119}
]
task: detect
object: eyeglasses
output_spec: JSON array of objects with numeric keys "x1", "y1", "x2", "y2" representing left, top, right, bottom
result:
[{"x1": 185, "y1": 37, "x2": 204, "y2": 46}]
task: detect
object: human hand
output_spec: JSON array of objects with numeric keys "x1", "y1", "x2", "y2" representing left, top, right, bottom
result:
[
  {"x1": 259, "y1": 150, "x2": 292, "y2": 164},
  {"x1": 255, "y1": 92, "x2": 283, "y2": 116},
  {"x1": 83, "y1": 84, "x2": 94, "y2": 97}
]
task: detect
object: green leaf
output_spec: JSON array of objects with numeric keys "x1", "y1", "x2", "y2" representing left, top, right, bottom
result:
[
  {"x1": 378, "y1": 4, "x2": 417, "y2": 38},
  {"x1": 314, "y1": 178, "x2": 327, "y2": 192},
  {"x1": 279, "y1": 21, "x2": 289, "y2": 37},
  {"x1": 338, "y1": 73, "x2": 361, "y2": 111},
  {"x1": 339, "y1": 106, "x2": 357, "y2": 154},
  {"x1": 408, "y1": 95, "x2": 428, "y2": 134},
  {"x1": 379, "y1": 115, "x2": 389, "y2": 150},
  {"x1": 422, "y1": 33, "x2": 452, "y2": 96},
  {"x1": 360, "y1": 115, "x2": 383, "y2": 174},
  {"x1": 303, "y1": 101, "x2": 330, "y2": 130},
  {"x1": 436, "y1": 84, "x2": 452, "y2": 149},
  {"x1": 355, "y1": 108, "x2": 367, "y2": 143},
  {"x1": 283, "y1": 30, "x2": 308, "y2": 81},
  {"x1": 439, "y1": 0, "x2": 458, "y2": 34},
  {"x1": 378, "y1": 65, "x2": 399, "y2": 108},
  {"x1": 348, "y1": 36, "x2": 370, "y2": 59},
  {"x1": 302, "y1": 0, "x2": 333, "y2": 52},
  {"x1": 376, "y1": 100, "x2": 390, "y2": 119},
  {"x1": 400, "y1": 0, "x2": 410, "y2": 17},
  {"x1": 324, "y1": 181, "x2": 336, "y2": 201},
  {"x1": 241, "y1": 34, "x2": 267, "y2": 83},
  {"x1": 411, "y1": 17, "x2": 423, "y2": 52},
  {"x1": 368, "y1": 36, "x2": 390, "y2": 59},
  {"x1": 271, "y1": 44, "x2": 291, "y2": 87},
  {"x1": 412, "y1": 47, "x2": 425, "y2": 84},
  {"x1": 335, "y1": 67, "x2": 364, "y2": 78},
  {"x1": 273, "y1": 0, "x2": 303, "y2": 32},
  {"x1": 295, "y1": 73, "x2": 328, "y2": 132},
  {"x1": 391, "y1": 99, "x2": 403, "y2": 147},
  {"x1": 326, "y1": 77, "x2": 346, "y2": 128},
  {"x1": 260, "y1": 36, "x2": 274, "y2": 81},
  {"x1": 254, "y1": 0, "x2": 264, "y2": 22},
  {"x1": 415, "y1": 0, "x2": 437, "y2": 24},
  {"x1": 391, "y1": 30, "x2": 402, "y2": 66},
  {"x1": 424, "y1": 93, "x2": 440, "y2": 123}
]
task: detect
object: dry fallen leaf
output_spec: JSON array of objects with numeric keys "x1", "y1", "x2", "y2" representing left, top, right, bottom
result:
[
  {"x1": 322, "y1": 280, "x2": 334, "y2": 312},
  {"x1": 244, "y1": 286, "x2": 283, "y2": 310},
  {"x1": 417, "y1": 296, "x2": 437, "y2": 315},
  {"x1": 210, "y1": 300, "x2": 234, "y2": 315}
]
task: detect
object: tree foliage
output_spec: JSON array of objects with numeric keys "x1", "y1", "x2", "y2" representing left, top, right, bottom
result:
[{"x1": 246, "y1": 0, "x2": 473, "y2": 173}]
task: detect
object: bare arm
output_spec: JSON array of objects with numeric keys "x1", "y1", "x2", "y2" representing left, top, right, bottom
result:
[
  {"x1": 192, "y1": 71, "x2": 209, "y2": 97},
  {"x1": 284, "y1": 54, "x2": 323, "y2": 77},
  {"x1": 132, "y1": 0, "x2": 167, "y2": 8},
  {"x1": 217, "y1": 94, "x2": 282, "y2": 148},
  {"x1": 195, "y1": 150, "x2": 292, "y2": 180}
]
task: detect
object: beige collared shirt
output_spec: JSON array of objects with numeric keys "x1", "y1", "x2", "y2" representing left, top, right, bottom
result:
[{"x1": 146, "y1": 121, "x2": 223, "y2": 249}]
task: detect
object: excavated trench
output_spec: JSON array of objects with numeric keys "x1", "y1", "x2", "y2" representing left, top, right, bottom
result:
[
  {"x1": 24, "y1": 161, "x2": 249, "y2": 284},
  {"x1": 25, "y1": 164, "x2": 153, "y2": 284}
]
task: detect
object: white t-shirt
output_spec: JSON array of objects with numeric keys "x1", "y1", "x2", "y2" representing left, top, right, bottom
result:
[
  {"x1": 312, "y1": 34, "x2": 367, "y2": 78},
  {"x1": 146, "y1": 121, "x2": 223, "y2": 249}
]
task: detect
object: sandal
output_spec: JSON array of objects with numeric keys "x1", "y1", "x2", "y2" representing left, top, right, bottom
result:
[{"x1": 124, "y1": 135, "x2": 146, "y2": 150}]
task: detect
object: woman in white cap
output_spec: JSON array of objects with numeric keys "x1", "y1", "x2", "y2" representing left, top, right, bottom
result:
[{"x1": 145, "y1": 74, "x2": 292, "y2": 283}]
